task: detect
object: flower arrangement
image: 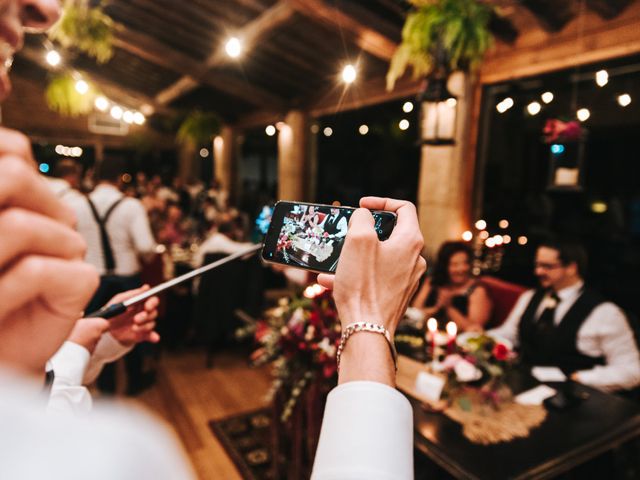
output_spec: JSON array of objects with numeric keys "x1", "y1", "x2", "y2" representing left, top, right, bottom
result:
[
  {"x1": 543, "y1": 119, "x2": 585, "y2": 143},
  {"x1": 438, "y1": 334, "x2": 515, "y2": 409},
  {"x1": 248, "y1": 286, "x2": 341, "y2": 421}
]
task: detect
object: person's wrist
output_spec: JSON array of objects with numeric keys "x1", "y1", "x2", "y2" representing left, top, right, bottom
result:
[{"x1": 338, "y1": 330, "x2": 395, "y2": 387}]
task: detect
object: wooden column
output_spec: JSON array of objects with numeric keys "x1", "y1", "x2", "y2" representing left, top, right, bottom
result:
[
  {"x1": 278, "y1": 110, "x2": 310, "y2": 201},
  {"x1": 214, "y1": 126, "x2": 238, "y2": 200},
  {"x1": 177, "y1": 141, "x2": 197, "y2": 183},
  {"x1": 417, "y1": 73, "x2": 475, "y2": 258}
]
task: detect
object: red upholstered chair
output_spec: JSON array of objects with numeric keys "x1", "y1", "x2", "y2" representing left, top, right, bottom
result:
[{"x1": 479, "y1": 276, "x2": 527, "y2": 328}]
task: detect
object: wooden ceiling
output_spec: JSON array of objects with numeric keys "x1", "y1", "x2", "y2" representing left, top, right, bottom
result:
[{"x1": 12, "y1": 0, "x2": 637, "y2": 131}]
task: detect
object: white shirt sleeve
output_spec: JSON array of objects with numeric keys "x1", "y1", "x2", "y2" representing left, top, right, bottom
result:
[
  {"x1": 47, "y1": 341, "x2": 93, "y2": 415},
  {"x1": 129, "y1": 199, "x2": 157, "y2": 255},
  {"x1": 335, "y1": 217, "x2": 348, "y2": 238},
  {"x1": 574, "y1": 304, "x2": 640, "y2": 392},
  {"x1": 488, "y1": 290, "x2": 535, "y2": 347},
  {"x1": 83, "y1": 333, "x2": 132, "y2": 385},
  {"x1": 312, "y1": 381, "x2": 414, "y2": 480}
]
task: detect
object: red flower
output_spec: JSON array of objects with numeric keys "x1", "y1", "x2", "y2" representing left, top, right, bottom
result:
[{"x1": 492, "y1": 343, "x2": 509, "y2": 361}]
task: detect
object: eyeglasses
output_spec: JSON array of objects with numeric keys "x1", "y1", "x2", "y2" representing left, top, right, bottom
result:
[{"x1": 534, "y1": 262, "x2": 564, "y2": 271}]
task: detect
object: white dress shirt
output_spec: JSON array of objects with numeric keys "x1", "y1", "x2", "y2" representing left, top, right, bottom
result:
[
  {"x1": 325, "y1": 214, "x2": 348, "y2": 239},
  {"x1": 69, "y1": 184, "x2": 156, "y2": 276},
  {"x1": 192, "y1": 232, "x2": 253, "y2": 268},
  {"x1": 491, "y1": 281, "x2": 640, "y2": 392},
  {"x1": 47, "y1": 334, "x2": 132, "y2": 415},
  {"x1": 312, "y1": 381, "x2": 414, "y2": 480},
  {"x1": 0, "y1": 368, "x2": 195, "y2": 479},
  {"x1": 47, "y1": 177, "x2": 84, "y2": 203}
]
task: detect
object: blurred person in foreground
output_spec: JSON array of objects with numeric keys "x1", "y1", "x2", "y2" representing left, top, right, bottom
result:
[
  {"x1": 0, "y1": 1, "x2": 194, "y2": 477},
  {"x1": 490, "y1": 239, "x2": 640, "y2": 393},
  {"x1": 412, "y1": 240, "x2": 492, "y2": 331}
]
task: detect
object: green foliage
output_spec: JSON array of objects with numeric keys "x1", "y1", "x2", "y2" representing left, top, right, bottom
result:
[
  {"x1": 387, "y1": 0, "x2": 495, "y2": 90},
  {"x1": 45, "y1": 73, "x2": 96, "y2": 117},
  {"x1": 48, "y1": 1, "x2": 114, "y2": 64},
  {"x1": 176, "y1": 110, "x2": 221, "y2": 147}
]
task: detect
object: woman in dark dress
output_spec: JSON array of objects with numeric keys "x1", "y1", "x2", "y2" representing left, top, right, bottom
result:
[{"x1": 412, "y1": 241, "x2": 492, "y2": 331}]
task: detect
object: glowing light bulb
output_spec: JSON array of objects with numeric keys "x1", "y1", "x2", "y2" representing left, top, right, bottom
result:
[
  {"x1": 595, "y1": 69, "x2": 608, "y2": 87},
  {"x1": 94, "y1": 96, "x2": 109, "y2": 112},
  {"x1": 75, "y1": 79, "x2": 89, "y2": 95},
  {"x1": 45, "y1": 50, "x2": 61, "y2": 66},
  {"x1": 110, "y1": 105, "x2": 123, "y2": 120},
  {"x1": 225, "y1": 37, "x2": 242, "y2": 58},
  {"x1": 133, "y1": 112, "x2": 145, "y2": 125},
  {"x1": 618, "y1": 94, "x2": 631, "y2": 107},
  {"x1": 541, "y1": 91, "x2": 554, "y2": 104},
  {"x1": 527, "y1": 101, "x2": 541, "y2": 115},
  {"x1": 399, "y1": 119, "x2": 410, "y2": 131},
  {"x1": 342, "y1": 64, "x2": 357, "y2": 84},
  {"x1": 518, "y1": 236, "x2": 528, "y2": 246},
  {"x1": 577, "y1": 108, "x2": 590, "y2": 122},
  {"x1": 323, "y1": 127, "x2": 333, "y2": 137},
  {"x1": 265, "y1": 125, "x2": 276, "y2": 136},
  {"x1": 359, "y1": 124, "x2": 369, "y2": 135},
  {"x1": 475, "y1": 220, "x2": 487, "y2": 230},
  {"x1": 402, "y1": 101, "x2": 414, "y2": 113},
  {"x1": 199, "y1": 148, "x2": 209, "y2": 158},
  {"x1": 462, "y1": 231, "x2": 473, "y2": 242},
  {"x1": 499, "y1": 219, "x2": 509, "y2": 229},
  {"x1": 122, "y1": 110, "x2": 134, "y2": 124}
]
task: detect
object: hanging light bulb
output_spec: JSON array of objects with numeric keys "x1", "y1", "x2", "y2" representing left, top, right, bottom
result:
[
  {"x1": 577, "y1": 108, "x2": 590, "y2": 122},
  {"x1": 225, "y1": 37, "x2": 242, "y2": 58},
  {"x1": 265, "y1": 125, "x2": 276, "y2": 136},
  {"x1": 541, "y1": 92, "x2": 554, "y2": 104},
  {"x1": 595, "y1": 70, "x2": 608, "y2": 87},
  {"x1": 358, "y1": 124, "x2": 369, "y2": 135},
  {"x1": 75, "y1": 79, "x2": 89, "y2": 95},
  {"x1": 133, "y1": 111, "x2": 146, "y2": 125},
  {"x1": 398, "y1": 119, "x2": 410, "y2": 131},
  {"x1": 122, "y1": 110, "x2": 134, "y2": 124},
  {"x1": 342, "y1": 64, "x2": 357, "y2": 84},
  {"x1": 110, "y1": 105, "x2": 123, "y2": 120},
  {"x1": 45, "y1": 49, "x2": 61, "y2": 67},
  {"x1": 617, "y1": 94, "x2": 632, "y2": 107},
  {"x1": 402, "y1": 101, "x2": 414, "y2": 113},
  {"x1": 94, "y1": 96, "x2": 109, "y2": 112},
  {"x1": 527, "y1": 101, "x2": 541, "y2": 116}
]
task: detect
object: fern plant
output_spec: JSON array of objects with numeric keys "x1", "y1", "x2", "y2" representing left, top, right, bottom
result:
[
  {"x1": 387, "y1": 0, "x2": 495, "y2": 90},
  {"x1": 45, "y1": 73, "x2": 97, "y2": 117},
  {"x1": 48, "y1": 0, "x2": 114, "y2": 64},
  {"x1": 176, "y1": 110, "x2": 221, "y2": 147}
]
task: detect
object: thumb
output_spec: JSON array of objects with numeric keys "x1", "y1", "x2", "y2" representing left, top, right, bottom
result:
[{"x1": 317, "y1": 273, "x2": 334, "y2": 290}]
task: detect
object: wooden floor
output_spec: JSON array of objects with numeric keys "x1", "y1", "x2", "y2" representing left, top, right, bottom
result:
[{"x1": 125, "y1": 348, "x2": 272, "y2": 479}]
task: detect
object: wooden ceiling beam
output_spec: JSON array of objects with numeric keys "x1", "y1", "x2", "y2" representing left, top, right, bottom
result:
[
  {"x1": 288, "y1": 0, "x2": 398, "y2": 61},
  {"x1": 489, "y1": 12, "x2": 519, "y2": 45},
  {"x1": 586, "y1": 0, "x2": 633, "y2": 20},
  {"x1": 153, "y1": 1, "x2": 295, "y2": 107},
  {"x1": 521, "y1": 0, "x2": 576, "y2": 32}
]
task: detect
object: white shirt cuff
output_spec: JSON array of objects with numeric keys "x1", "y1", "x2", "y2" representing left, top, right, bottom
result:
[
  {"x1": 312, "y1": 381, "x2": 414, "y2": 480},
  {"x1": 49, "y1": 341, "x2": 91, "y2": 386}
]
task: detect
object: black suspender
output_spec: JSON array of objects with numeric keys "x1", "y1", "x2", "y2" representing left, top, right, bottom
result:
[{"x1": 86, "y1": 196, "x2": 125, "y2": 274}]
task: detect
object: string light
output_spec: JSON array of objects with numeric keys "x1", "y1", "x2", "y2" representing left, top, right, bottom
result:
[
  {"x1": 499, "y1": 219, "x2": 509, "y2": 229},
  {"x1": 342, "y1": 64, "x2": 357, "y2": 84},
  {"x1": 577, "y1": 108, "x2": 590, "y2": 122},
  {"x1": 110, "y1": 105, "x2": 123, "y2": 120},
  {"x1": 503, "y1": 235, "x2": 512, "y2": 244},
  {"x1": 265, "y1": 125, "x2": 276, "y2": 136},
  {"x1": 541, "y1": 92, "x2": 554, "y2": 104},
  {"x1": 133, "y1": 112, "x2": 146, "y2": 125},
  {"x1": 323, "y1": 127, "x2": 333, "y2": 137},
  {"x1": 55, "y1": 145, "x2": 82, "y2": 157},
  {"x1": 225, "y1": 37, "x2": 242, "y2": 58},
  {"x1": 595, "y1": 69, "x2": 608, "y2": 87},
  {"x1": 479, "y1": 230, "x2": 489, "y2": 240},
  {"x1": 94, "y1": 96, "x2": 109, "y2": 111},
  {"x1": 75, "y1": 79, "x2": 89, "y2": 95},
  {"x1": 45, "y1": 49, "x2": 61, "y2": 66},
  {"x1": 402, "y1": 101, "x2": 414, "y2": 113},
  {"x1": 398, "y1": 119, "x2": 410, "y2": 131},
  {"x1": 475, "y1": 220, "x2": 487, "y2": 230},
  {"x1": 461, "y1": 231, "x2": 473, "y2": 241},
  {"x1": 518, "y1": 236, "x2": 528, "y2": 246},
  {"x1": 199, "y1": 148, "x2": 209, "y2": 158},
  {"x1": 496, "y1": 97, "x2": 514, "y2": 113},
  {"x1": 358, "y1": 124, "x2": 369, "y2": 135},
  {"x1": 122, "y1": 110, "x2": 134, "y2": 124},
  {"x1": 618, "y1": 94, "x2": 632, "y2": 107},
  {"x1": 527, "y1": 101, "x2": 541, "y2": 115}
]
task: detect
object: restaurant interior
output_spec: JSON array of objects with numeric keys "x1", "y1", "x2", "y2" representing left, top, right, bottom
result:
[{"x1": 5, "y1": 0, "x2": 640, "y2": 479}]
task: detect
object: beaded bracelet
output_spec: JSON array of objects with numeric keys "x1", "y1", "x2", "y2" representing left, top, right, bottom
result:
[{"x1": 336, "y1": 322, "x2": 398, "y2": 371}]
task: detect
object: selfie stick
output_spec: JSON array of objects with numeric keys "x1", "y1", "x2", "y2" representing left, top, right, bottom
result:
[{"x1": 86, "y1": 243, "x2": 263, "y2": 319}]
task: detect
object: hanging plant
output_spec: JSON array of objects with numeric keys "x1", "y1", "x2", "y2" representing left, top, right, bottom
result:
[
  {"x1": 45, "y1": 73, "x2": 97, "y2": 117},
  {"x1": 176, "y1": 110, "x2": 221, "y2": 147},
  {"x1": 48, "y1": 0, "x2": 114, "y2": 64},
  {"x1": 387, "y1": 0, "x2": 495, "y2": 90}
]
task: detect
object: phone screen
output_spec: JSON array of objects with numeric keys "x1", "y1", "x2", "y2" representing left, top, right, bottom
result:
[{"x1": 262, "y1": 201, "x2": 396, "y2": 273}]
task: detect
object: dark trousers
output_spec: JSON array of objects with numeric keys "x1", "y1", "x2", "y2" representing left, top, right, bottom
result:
[{"x1": 86, "y1": 274, "x2": 150, "y2": 394}]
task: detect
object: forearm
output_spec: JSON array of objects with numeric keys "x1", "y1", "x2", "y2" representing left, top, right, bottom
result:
[
  {"x1": 446, "y1": 307, "x2": 476, "y2": 331},
  {"x1": 338, "y1": 333, "x2": 395, "y2": 387}
]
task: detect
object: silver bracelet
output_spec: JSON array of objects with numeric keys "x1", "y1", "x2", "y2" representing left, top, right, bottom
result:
[{"x1": 336, "y1": 322, "x2": 398, "y2": 371}]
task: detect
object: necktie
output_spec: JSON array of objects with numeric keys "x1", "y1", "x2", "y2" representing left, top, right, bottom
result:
[{"x1": 538, "y1": 291, "x2": 561, "y2": 330}]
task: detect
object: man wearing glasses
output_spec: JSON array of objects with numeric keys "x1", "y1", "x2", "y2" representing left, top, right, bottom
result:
[{"x1": 490, "y1": 239, "x2": 640, "y2": 392}]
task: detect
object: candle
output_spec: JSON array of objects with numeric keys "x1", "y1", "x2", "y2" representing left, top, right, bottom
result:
[
  {"x1": 427, "y1": 317, "x2": 438, "y2": 359},
  {"x1": 446, "y1": 321, "x2": 457, "y2": 353}
]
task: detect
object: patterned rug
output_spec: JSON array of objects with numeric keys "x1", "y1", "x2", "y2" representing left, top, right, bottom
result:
[{"x1": 209, "y1": 408, "x2": 276, "y2": 480}]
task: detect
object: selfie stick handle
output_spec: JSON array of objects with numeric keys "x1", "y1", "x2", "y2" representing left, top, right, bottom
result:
[{"x1": 86, "y1": 244, "x2": 263, "y2": 319}]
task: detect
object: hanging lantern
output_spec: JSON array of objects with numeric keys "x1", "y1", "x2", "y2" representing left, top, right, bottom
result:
[{"x1": 419, "y1": 75, "x2": 457, "y2": 146}]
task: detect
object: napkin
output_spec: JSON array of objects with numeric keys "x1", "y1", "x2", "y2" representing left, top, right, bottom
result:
[
  {"x1": 531, "y1": 366, "x2": 567, "y2": 382},
  {"x1": 515, "y1": 385, "x2": 557, "y2": 405}
]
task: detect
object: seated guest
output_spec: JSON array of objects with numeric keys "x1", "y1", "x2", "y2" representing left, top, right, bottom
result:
[
  {"x1": 490, "y1": 239, "x2": 640, "y2": 392},
  {"x1": 412, "y1": 241, "x2": 492, "y2": 331},
  {"x1": 157, "y1": 202, "x2": 187, "y2": 246}
]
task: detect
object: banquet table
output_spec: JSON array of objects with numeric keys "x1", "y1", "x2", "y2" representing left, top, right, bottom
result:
[{"x1": 397, "y1": 355, "x2": 640, "y2": 480}]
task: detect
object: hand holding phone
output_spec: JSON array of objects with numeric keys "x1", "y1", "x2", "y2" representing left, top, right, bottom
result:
[{"x1": 261, "y1": 201, "x2": 397, "y2": 273}]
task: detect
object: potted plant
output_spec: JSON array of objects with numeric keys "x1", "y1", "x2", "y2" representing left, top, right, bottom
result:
[{"x1": 387, "y1": 0, "x2": 496, "y2": 90}]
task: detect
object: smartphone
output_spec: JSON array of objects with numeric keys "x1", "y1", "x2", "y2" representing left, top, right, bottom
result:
[{"x1": 261, "y1": 201, "x2": 397, "y2": 273}]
